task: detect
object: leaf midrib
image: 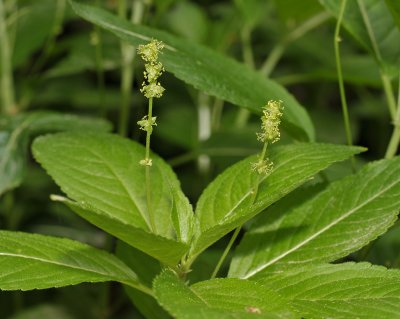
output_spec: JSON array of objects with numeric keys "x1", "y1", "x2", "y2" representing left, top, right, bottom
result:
[
  {"x1": 0, "y1": 252, "x2": 129, "y2": 281},
  {"x1": 243, "y1": 176, "x2": 400, "y2": 278}
]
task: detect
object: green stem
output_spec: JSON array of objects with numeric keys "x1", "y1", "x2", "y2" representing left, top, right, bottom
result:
[
  {"x1": 94, "y1": 0, "x2": 106, "y2": 117},
  {"x1": 118, "y1": 0, "x2": 145, "y2": 136},
  {"x1": 260, "y1": 11, "x2": 330, "y2": 77},
  {"x1": 0, "y1": 0, "x2": 15, "y2": 114},
  {"x1": 145, "y1": 97, "x2": 156, "y2": 232},
  {"x1": 210, "y1": 227, "x2": 241, "y2": 279},
  {"x1": 334, "y1": 0, "x2": 356, "y2": 172},
  {"x1": 385, "y1": 74, "x2": 400, "y2": 159},
  {"x1": 211, "y1": 141, "x2": 268, "y2": 279},
  {"x1": 357, "y1": 0, "x2": 397, "y2": 120}
]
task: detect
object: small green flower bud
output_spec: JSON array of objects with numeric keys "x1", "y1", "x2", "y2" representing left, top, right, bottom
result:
[
  {"x1": 140, "y1": 82, "x2": 165, "y2": 99},
  {"x1": 139, "y1": 158, "x2": 153, "y2": 166},
  {"x1": 137, "y1": 115, "x2": 157, "y2": 133},
  {"x1": 144, "y1": 62, "x2": 164, "y2": 83},
  {"x1": 251, "y1": 158, "x2": 274, "y2": 175},
  {"x1": 137, "y1": 39, "x2": 164, "y2": 63}
]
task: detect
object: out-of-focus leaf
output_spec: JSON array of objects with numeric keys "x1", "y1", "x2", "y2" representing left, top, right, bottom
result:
[
  {"x1": 70, "y1": 0, "x2": 315, "y2": 141},
  {"x1": 9, "y1": 304, "x2": 73, "y2": 319},
  {"x1": 0, "y1": 112, "x2": 111, "y2": 196},
  {"x1": 320, "y1": 0, "x2": 400, "y2": 74},
  {"x1": 385, "y1": 0, "x2": 400, "y2": 30}
]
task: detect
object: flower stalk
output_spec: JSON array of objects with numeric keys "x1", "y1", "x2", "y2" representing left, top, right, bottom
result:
[
  {"x1": 137, "y1": 39, "x2": 165, "y2": 232},
  {"x1": 211, "y1": 100, "x2": 283, "y2": 279}
]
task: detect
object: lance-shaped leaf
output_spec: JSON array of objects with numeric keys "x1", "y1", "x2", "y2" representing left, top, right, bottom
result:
[
  {"x1": 230, "y1": 157, "x2": 400, "y2": 279},
  {"x1": 320, "y1": 0, "x2": 400, "y2": 74},
  {"x1": 32, "y1": 132, "x2": 193, "y2": 265},
  {"x1": 189, "y1": 143, "x2": 364, "y2": 260},
  {"x1": 153, "y1": 270, "x2": 293, "y2": 319},
  {"x1": 0, "y1": 231, "x2": 144, "y2": 291},
  {"x1": 69, "y1": 0, "x2": 314, "y2": 141},
  {"x1": 257, "y1": 263, "x2": 400, "y2": 319},
  {"x1": 0, "y1": 112, "x2": 111, "y2": 196}
]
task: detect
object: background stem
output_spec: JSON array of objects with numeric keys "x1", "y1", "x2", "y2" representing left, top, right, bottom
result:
[
  {"x1": 385, "y1": 74, "x2": 400, "y2": 159},
  {"x1": 118, "y1": 0, "x2": 145, "y2": 136},
  {"x1": 0, "y1": 0, "x2": 15, "y2": 114},
  {"x1": 334, "y1": 0, "x2": 355, "y2": 172}
]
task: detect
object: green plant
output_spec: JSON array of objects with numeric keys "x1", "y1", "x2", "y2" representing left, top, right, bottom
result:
[{"x1": 1, "y1": 0, "x2": 400, "y2": 318}]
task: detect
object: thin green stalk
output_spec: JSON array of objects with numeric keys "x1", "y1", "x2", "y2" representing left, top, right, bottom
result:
[
  {"x1": 210, "y1": 227, "x2": 241, "y2": 279},
  {"x1": 211, "y1": 141, "x2": 269, "y2": 279},
  {"x1": 118, "y1": 0, "x2": 145, "y2": 136},
  {"x1": 357, "y1": 0, "x2": 397, "y2": 120},
  {"x1": 94, "y1": 0, "x2": 106, "y2": 117},
  {"x1": 0, "y1": 0, "x2": 15, "y2": 114},
  {"x1": 260, "y1": 12, "x2": 330, "y2": 77},
  {"x1": 334, "y1": 0, "x2": 356, "y2": 172},
  {"x1": 145, "y1": 97, "x2": 156, "y2": 232},
  {"x1": 211, "y1": 98, "x2": 224, "y2": 132},
  {"x1": 385, "y1": 74, "x2": 400, "y2": 159}
]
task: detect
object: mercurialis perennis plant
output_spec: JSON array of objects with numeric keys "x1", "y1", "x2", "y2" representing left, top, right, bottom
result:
[{"x1": 2, "y1": 1, "x2": 400, "y2": 318}]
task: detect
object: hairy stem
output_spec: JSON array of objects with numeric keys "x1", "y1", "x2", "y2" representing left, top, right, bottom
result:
[{"x1": 0, "y1": 0, "x2": 15, "y2": 114}]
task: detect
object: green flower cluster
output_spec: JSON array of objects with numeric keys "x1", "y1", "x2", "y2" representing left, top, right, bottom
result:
[
  {"x1": 252, "y1": 100, "x2": 283, "y2": 175},
  {"x1": 137, "y1": 39, "x2": 165, "y2": 99},
  {"x1": 256, "y1": 100, "x2": 283, "y2": 143}
]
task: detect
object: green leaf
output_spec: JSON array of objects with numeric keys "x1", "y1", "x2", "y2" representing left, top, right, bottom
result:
[
  {"x1": 385, "y1": 0, "x2": 400, "y2": 30},
  {"x1": 53, "y1": 197, "x2": 188, "y2": 266},
  {"x1": 32, "y1": 132, "x2": 193, "y2": 265},
  {"x1": 153, "y1": 270, "x2": 293, "y2": 319},
  {"x1": 257, "y1": 263, "x2": 400, "y2": 319},
  {"x1": 0, "y1": 112, "x2": 111, "y2": 196},
  {"x1": 69, "y1": 0, "x2": 315, "y2": 141},
  {"x1": 230, "y1": 157, "x2": 400, "y2": 278},
  {"x1": 189, "y1": 143, "x2": 364, "y2": 260},
  {"x1": 0, "y1": 230, "x2": 140, "y2": 291},
  {"x1": 116, "y1": 241, "x2": 169, "y2": 319},
  {"x1": 320, "y1": 0, "x2": 400, "y2": 73}
]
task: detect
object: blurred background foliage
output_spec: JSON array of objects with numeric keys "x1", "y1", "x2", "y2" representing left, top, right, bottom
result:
[{"x1": 0, "y1": 0, "x2": 399, "y2": 318}]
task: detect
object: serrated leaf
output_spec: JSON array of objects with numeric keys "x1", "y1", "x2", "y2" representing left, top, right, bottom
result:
[
  {"x1": 189, "y1": 143, "x2": 364, "y2": 260},
  {"x1": 116, "y1": 241, "x2": 169, "y2": 319},
  {"x1": 69, "y1": 0, "x2": 314, "y2": 141},
  {"x1": 230, "y1": 157, "x2": 400, "y2": 278},
  {"x1": 257, "y1": 263, "x2": 400, "y2": 319},
  {"x1": 32, "y1": 132, "x2": 192, "y2": 265},
  {"x1": 54, "y1": 196, "x2": 188, "y2": 266},
  {"x1": 0, "y1": 231, "x2": 140, "y2": 291},
  {"x1": 320, "y1": 0, "x2": 400, "y2": 74},
  {"x1": 0, "y1": 112, "x2": 111, "y2": 196},
  {"x1": 153, "y1": 270, "x2": 293, "y2": 319}
]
